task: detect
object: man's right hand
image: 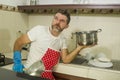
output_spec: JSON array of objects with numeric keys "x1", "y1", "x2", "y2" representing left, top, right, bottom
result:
[{"x1": 12, "y1": 51, "x2": 24, "y2": 73}]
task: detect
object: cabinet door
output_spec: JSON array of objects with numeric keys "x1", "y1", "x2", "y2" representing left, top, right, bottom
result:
[
  {"x1": 54, "y1": 64, "x2": 89, "y2": 77},
  {"x1": 53, "y1": 72, "x2": 95, "y2": 80},
  {"x1": 88, "y1": 68, "x2": 120, "y2": 80}
]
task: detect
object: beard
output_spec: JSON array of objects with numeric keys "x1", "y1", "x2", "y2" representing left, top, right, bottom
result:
[{"x1": 51, "y1": 24, "x2": 63, "y2": 33}]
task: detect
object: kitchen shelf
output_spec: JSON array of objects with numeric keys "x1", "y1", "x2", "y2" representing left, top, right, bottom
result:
[
  {"x1": 0, "y1": 4, "x2": 18, "y2": 12},
  {"x1": 18, "y1": 4, "x2": 120, "y2": 14}
]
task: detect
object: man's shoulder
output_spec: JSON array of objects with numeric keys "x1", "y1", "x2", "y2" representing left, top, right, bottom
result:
[
  {"x1": 31, "y1": 25, "x2": 48, "y2": 31},
  {"x1": 34, "y1": 25, "x2": 47, "y2": 29}
]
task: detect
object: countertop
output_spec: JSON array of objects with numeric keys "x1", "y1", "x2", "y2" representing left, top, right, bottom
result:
[
  {"x1": 1, "y1": 53, "x2": 120, "y2": 80},
  {"x1": 3, "y1": 52, "x2": 120, "y2": 72},
  {"x1": 70, "y1": 56, "x2": 120, "y2": 72},
  {"x1": 53, "y1": 56, "x2": 120, "y2": 78}
]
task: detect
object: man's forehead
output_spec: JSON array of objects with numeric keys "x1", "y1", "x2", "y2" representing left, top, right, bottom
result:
[{"x1": 55, "y1": 13, "x2": 67, "y2": 20}]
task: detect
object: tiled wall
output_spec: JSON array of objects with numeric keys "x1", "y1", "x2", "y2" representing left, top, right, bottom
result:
[
  {"x1": 0, "y1": 10, "x2": 28, "y2": 53},
  {"x1": 0, "y1": 0, "x2": 120, "y2": 60},
  {"x1": 28, "y1": 14, "x2": 120, "y2": 60},
  {"x1": 1, "y1": 8, "x2": 119, "y2": 60}
]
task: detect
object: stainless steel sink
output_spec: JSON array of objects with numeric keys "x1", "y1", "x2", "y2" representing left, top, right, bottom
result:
[
  {"x1": 68, "y1": 56, "x2": 120, "y2": 72},
  {"x1": 70, "y1": 56, "x2": 88, "y2": 65}
]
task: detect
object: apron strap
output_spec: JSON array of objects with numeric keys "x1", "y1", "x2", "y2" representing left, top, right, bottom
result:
[{"x1": 44, "y1": 70, "x2": 52, "y2": 72}]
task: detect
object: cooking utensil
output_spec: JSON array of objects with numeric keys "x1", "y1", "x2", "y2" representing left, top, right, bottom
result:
[
  {"x1": 76, "y1": 29, "x2": 102, "y2": 46},
  {"x1": 24, "y1": 60, "x2": 45, "y2": 77}
]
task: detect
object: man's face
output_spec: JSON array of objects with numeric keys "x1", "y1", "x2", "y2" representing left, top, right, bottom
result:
[{"x1": 51, "y1": 13, "x2": 68, "y2": 33}]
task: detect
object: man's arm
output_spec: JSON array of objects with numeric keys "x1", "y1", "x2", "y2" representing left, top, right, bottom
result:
[
  {"x1": 61, "y1": 45, "x2": 94, "y2": 63},
  {"x1": 61, "y1": 46, "x2": 85, "y2": 64},
  {"x1": 13, "y1": 34, "x2": 31, "y2": 72},
  {"x1": 14, "y1": 34, "x2": 31, "y2": 51}
]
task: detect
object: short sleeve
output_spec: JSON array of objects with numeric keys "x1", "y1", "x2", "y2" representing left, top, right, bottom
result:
[
  {"x1": 27, "y1": 25, "x2": 41, "y2": 41},
  {"x1": 61, "y1": 38, "x2": 67, "y2": 49}
]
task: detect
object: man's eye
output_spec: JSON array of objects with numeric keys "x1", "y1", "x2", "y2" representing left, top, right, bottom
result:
[
  {"x1": 60, "y1": 20, "x2": 65, "y2": 23},
  {"x1": 54, "y1": 17, "x2": 58, "y2": 20}
]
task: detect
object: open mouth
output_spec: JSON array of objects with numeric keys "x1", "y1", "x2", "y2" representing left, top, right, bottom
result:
[{"x1": 54, "y1": 26, "x2": 63, "y2": 33}]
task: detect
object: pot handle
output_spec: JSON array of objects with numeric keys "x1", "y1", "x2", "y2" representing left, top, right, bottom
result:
[{"x1": 97, "y1": 29, "x2": 102, "y2": 32}]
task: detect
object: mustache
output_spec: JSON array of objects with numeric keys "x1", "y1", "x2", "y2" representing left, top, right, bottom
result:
[
  {"x1": 55, "y1": 24, "x2": 60, "y2": 28},
  {"x1": 52, "y1": 24, "x2": 63, "y2": 32}
]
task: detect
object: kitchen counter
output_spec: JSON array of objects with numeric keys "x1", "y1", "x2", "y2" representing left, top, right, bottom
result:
[
  {"x1": 1, "y1": 53, "x2": 120, "y2": 80},
  {"x1": 70, "y1": 56, "x2": 120, "y2": 72},
  {"x1": 0, "y1": 67, "x2": 94, "y2": 80},
  {"x1": 54, "y1": 56, "x2": 120, "y2": 80}
]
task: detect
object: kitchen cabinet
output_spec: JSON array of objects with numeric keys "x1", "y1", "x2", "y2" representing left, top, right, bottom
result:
[
  {"x1": 88, "y1": 67, "x2": 120, "y2": 80},
  {"x1": 17, "y1": 4, "x2": 120, "y2": 14},
  {"x1": 54, "y1": 63, "x2": 89, "y2": 78},
  {"x1": 53, "y1": 72, "x2": 95, "y2": 80}
]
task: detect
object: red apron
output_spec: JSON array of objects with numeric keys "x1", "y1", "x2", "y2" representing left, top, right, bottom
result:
[{"x1": 41, "y1": 48, "x2": 60, "y2": 80}]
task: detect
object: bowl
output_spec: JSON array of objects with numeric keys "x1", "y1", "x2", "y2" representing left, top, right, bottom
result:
[{"x1": 24, "y1": 60, "x2": 45, "y2": 77}]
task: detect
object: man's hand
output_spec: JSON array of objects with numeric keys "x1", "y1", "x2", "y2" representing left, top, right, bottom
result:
[
  {"x1": 12, "y1": 51, "x2": 24, "y2": 72},
  {"x1": 77, "y1": 44, "x2": 96, "y2": 51},
  {"x1": 13, "y1": 63, "x2": 24, "y2": 72}
]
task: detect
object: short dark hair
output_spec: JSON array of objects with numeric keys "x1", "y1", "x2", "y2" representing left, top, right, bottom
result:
[{"x1": 56, "y1": 9, "x2": 71, "y2": 24}]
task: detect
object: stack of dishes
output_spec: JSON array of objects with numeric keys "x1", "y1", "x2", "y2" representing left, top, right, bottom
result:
[{"x1": 88, "y1": 57, "x2": 113, "y2": 68}]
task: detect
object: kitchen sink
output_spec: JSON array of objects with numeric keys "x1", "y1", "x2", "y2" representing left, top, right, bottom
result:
[
  {"x1": 70, "y1": 56, "x2": 88, "y2": 65},
  {"x1": 59, "y1": 55, "x2": 88, "y2": 65},
  {"x1": 65, "y1": 55, "x2": 120, "y2": 72}
]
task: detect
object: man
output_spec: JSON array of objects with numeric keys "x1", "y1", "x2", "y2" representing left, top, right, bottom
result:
[{"x1": 13, "y1": 9, "x2": 92, "y2": 80}]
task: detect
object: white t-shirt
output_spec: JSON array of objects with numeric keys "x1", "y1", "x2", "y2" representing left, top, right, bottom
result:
[{"x1": 24, "y1": 25, "x2": 67, "y2": 68}]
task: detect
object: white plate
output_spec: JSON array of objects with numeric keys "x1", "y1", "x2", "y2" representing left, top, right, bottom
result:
[
  {"x1": 88, "y1": 59, "x2": 113, "y2": 68},
  {"x1": 97, "y1": 57, "x2": 111, "y2": 62}
]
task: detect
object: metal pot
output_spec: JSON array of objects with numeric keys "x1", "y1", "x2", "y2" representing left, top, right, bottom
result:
[
  {"x1": 76, "y1": 29, "x2": 102, "y2": 46},
  {"x1": 24, "y1": 60, "x2": 45, "y2": 77}
]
